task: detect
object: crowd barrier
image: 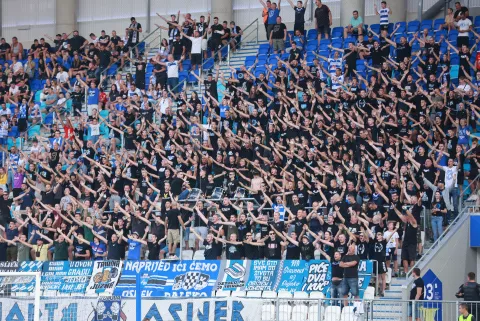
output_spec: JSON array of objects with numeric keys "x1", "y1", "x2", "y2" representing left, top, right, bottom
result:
[
  {"x1": 0, "y1": 260, "x2": 373, "y2": 298},
  {"x1": 0, "y1": 296, "x2": 474, "y2": 321}
]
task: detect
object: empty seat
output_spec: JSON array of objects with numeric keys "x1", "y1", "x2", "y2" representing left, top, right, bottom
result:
[
  {"x1": 325, "y1": 306, "x2": 342, "y2": 321},
  {"x1": 364, "y1": 286, "x2": 375, "y2": 300},
  {"x1": 278, "y1": 304, "x2": 292, "y2": 321},
  {"x1": 291, "y1": 304, "x2": 308, "y2": 321},
  {"x1": 308, "y1": 305, "x2": 324, "y2": 321},
  {"x1": 193, "y1": 250, "x2": 204, "y2": 260},
  {"x1": 340, "y1": 306, "x2": 356, "y2": 321},
  {"x1": 277, "y1": 291, "x2": 292, "y2": 299},
  {"x1": 247, "y1": 290, "x2": 262, "y2": 297},
  {"x1": 262, "y1": 290, "x2": 277, "y2": 298},
  {"x1": 181, "y1": 249, "x2": 193, "y2": 260},
  {"x1": 231, "y1": 291, "x2": 247, "y2": 297},
  {"x1": 309, "y1": 291, "x2": 325, "y2": 299},
  {"x1": 215, "y1": 290, "x2": 231, "y2": 297},
  {"x1": 261, "y1": 303, "x2": 275, "y2": 321},
  {"x1": 293, "y1": 291, "x2": 309, "y2": 299}
]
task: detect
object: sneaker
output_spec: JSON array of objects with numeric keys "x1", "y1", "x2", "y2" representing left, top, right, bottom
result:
[
  {"x1": 170, "y1": 255, "x2": 179, "y2": 260},
  {"x1": 379, "y1": 293, "x2": 385, "y2": 297},
  {"x1": 393, "y1": 272, "x2": 399, "y2": 277},
  {"x1": 416, "y1": 253, "x2": 423, "y2": 260}
]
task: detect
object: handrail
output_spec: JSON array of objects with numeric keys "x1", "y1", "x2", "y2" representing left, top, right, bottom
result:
[
  {"x1": 98, "y1": 26, "x2": 162, "y2": 86},
  {"x1": 201, "y1": 18, "x2": 259, "y2": 70},
  {"x1": 406, "y1": 174, "x2": 480, "y2": 279}
]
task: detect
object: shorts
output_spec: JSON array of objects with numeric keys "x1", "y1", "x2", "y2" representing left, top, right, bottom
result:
[
  {"x1": 317, "y1": 25, "x2": 331, "y2": 35},
  {"x1": 191, "y1": 53, "x2": 202, "y2": 65},
  {"x1": 380, "y1": 24, "x2": 389, "y2": 31},
  {"x1": 457, "y1": 36, "x2": 469, "y2": 48},
  {"x1": 401, "y1": 243, "x2": 417, "y2": 262},
  {"x1": 184, "y1": 227, "x2": 190, "y2": 241},
  {"x1": 408, "y1": 302, "x2": 421, "y2": 317},
  {"x1": 210, "y1": 38, "x2": 221, "y2": 51},
  {"x1": 341, "y1": 278, "x2": 359, "y2": 297},
  {"x1": 272, "y1": 38, "x2": 285, "y2": 51},
  {"x1": 195, "y1": 226, "x2": 208, "y2": 240},
  {"x1": 374, "y1": 260, "x2": 387, "y2": 275},
  {"x1": 387, "y1": 247, "x2": 397, "y2": 261},
  {"x1": 167, "y1": 229, "x2": 180, "y2": 245}
]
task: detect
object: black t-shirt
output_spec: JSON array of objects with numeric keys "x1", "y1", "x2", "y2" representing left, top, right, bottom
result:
[
  {"x1": 166, "y1": 209, "x2": 181, "y2": 229},
  {"x1": 410, "y1": 277, "x2": 425, "y2": 300},
  {"x1": 335, "y1": 240, "x2": 349, "y2": 257},
  {"x1": 107, "y1": 241, "x2": 123, "y2": 260},
  {"x1": 271, "y1": 23, "x2": 287, "y2": 39},
  {"x1": 204, "y1": 240, "x2": 222, "y2": 259},
  {"x1": 294, "y1": 7, "x2": 307, "y2": 24},
  {"x1": 69, "y1": 35, "x2": 87, "y2": 51},
  {"x1": 226, "y1": 243, "x2": 243, "y2": 259},
  {"x1": 372, "y1": 239, "x2": 387, "y2": 261},
  {"x1": 265, "y1": 238, "x2": 282, "y2": 259},
  {"x1": 342, "y1": 254, "x2": 360, "y2": 278},
  {"x1": 331, "y1": 260, "x2": 344, "y2": 279},
  {"x1": 315, "y1": 5, "x2": 331, "y2": 27}
]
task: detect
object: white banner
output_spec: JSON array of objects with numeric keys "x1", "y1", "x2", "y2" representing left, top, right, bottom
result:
[
  {"x1": 0, "y1": 298, "x2": 97, "y2": 321},
  {"x1": 123, "y1": 297, "x2": 263, "y2": 321},
  {"x1": 86, "y1": 261, "x2": 123, "y2": 296}
]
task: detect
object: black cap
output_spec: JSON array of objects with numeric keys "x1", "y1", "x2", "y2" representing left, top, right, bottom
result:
[
  {"x1": 131, "y1": 17, "x2": 136, "y2": 21},
  {"x1": 368, "y1": 32, "x2": 373, "y2": 37}
]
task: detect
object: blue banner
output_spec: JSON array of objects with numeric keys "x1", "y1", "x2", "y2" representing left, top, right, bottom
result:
[
  {"x1": 94, "y1": 297, "x2": 127, "y2": 321},
  {"x1": 42, "y1": 261, "x2": 93, "y2": 293},
  {"x1": 114, "y1": 261, "x2": 221, "y2": 298},
  {"x1": 244, "y1": 260, "x2": 281, "y2": 291},
  {"x1": 215, "y1": 260, "x2": 250, "y2": 291},
  {"x1": 11, "y1": 261, "x2": 43, "y2": 292}
]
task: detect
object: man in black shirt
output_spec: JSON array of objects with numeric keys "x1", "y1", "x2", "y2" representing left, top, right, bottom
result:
[
  {"x1": 0, "y1": 38, "x2": 11, "y2": 60},
  {"x1": 209, "y1": 17, "x2": 225, "y2": 62},
  {"x1": 68, "y1": 31, "x2": 88, "y2": 53},
  {"x1": 264, "y1": 230, "x2": 282, "y2": 259},
  {"x1": 340, "y1": 244, "x2": 360, "y2": 298},
  {"x1": 165, "y1": 202, "x2": 184, "y2": 259},
  {"x1": 107, "y1": 233, "x2": 124, "y2": 260},
  {"x1": 269, "y1": 16, "x2": 287, "y2": 54},
  {"x1": 171, "y1": 34, "x2": 185, "y2": 61},
  {"x1": 330, "y1": 251, "x2": 344, "y2": 303},
  {"x1": 315, "y1": 0, "x2": 332, "y2": 42},
  {"x1": 287, "y1": 0, "x2": 308, "y2": 34},
  {"x1": 409, "y1": 268, "x2": 424, "y2": 320},
  {"x1": 383, "y1": 31, "x2": 413, "y2": 62},
  {"x1": 454, "y1": 1, "x2": 469, "y2": 21}
]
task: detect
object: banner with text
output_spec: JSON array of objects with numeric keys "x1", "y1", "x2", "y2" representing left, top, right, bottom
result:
[
  {"x1": 114, "y1": 261, "x2": 220, "y2": 298},
  {"x1": 86, "y1": 261, "x2": 123, "y2": 296},
  {"x1": 42, "y1": 261, "x2": 93, "y2": 293},
  {"x1": 123, "y1": 297, "x2": 263, "y2": 321}
]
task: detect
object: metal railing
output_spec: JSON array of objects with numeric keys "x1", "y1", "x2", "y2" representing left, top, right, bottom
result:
[
  {"x1": 97, "y1": 25, "x2": 163, "y2": 88},
  {"x1": 200, "y1": 18, "x2": 259, "y2": 71}
]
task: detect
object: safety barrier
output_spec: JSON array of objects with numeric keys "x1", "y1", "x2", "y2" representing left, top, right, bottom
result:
[{"x1": 0, "y1": 296, "x2": 476, "y2": 321}]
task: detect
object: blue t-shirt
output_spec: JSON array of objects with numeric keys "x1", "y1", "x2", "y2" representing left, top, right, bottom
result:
[
  {"x1": 219, "y1": 104, "x2": 230, "y2": 118},
  {"x1": 90, "y1": 242, "x2": 107, "y2": 260},
  {"x1": 268, "y1": 8, "x2": 280, "y2": 24},
  {"x1": 458, "y1": 125, "x2": 471, "y2": 145},
  {"x1": 87, "y1": 88, "x2": 99, "y2": 105},
  {"x1": 127, "y1": 239, "x2": 142, "y2": 260}
]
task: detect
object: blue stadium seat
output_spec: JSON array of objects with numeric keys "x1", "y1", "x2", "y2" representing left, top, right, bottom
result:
[
  {"x1": 370, "y1": 24, "x2": 380, "y2": 34},
  {"x1": 420, "y1": 19, "x2": 433, "y2": 30},
  {"x1": 331, "y1": 27, "x2": 343, "y2": 39},
  {"x1": 434, "y1": 18, "x2": 445, "y2": 30},
  {"x1": 407, "y1": 21, "x2": 420, "y2": 34}
]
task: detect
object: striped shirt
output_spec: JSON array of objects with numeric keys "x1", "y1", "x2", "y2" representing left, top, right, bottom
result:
[{"x1": 379, "y1": 8, "x2": 390, "y2": 25}]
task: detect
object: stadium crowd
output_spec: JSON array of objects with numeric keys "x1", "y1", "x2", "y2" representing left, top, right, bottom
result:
[{"x1": 0, "y1": 0, "x2": 477, "y2": 299}]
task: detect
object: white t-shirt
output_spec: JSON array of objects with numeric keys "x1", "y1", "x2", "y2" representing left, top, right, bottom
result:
[
  {"x1": 56, "y1": 71, "x2": 69, "y2": 83},
  {"x1": 89, "y1": 124, "x2": 100, "y2": 136},
  {"x1": 383, "y1": 231, "x2": 399, "y2": 250},
  {"x1": 456, "y1": 18, "x2": 472, "y2": 37},
  {"x1": 167, "y1": 61, "x2": 179, "y2": 78},
  {"x1": 188, "y1": 37, "x2": 203, "y2": 54},
  {"x1": 442, "y1": 165, "x2": 458, "y2": 189}
]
